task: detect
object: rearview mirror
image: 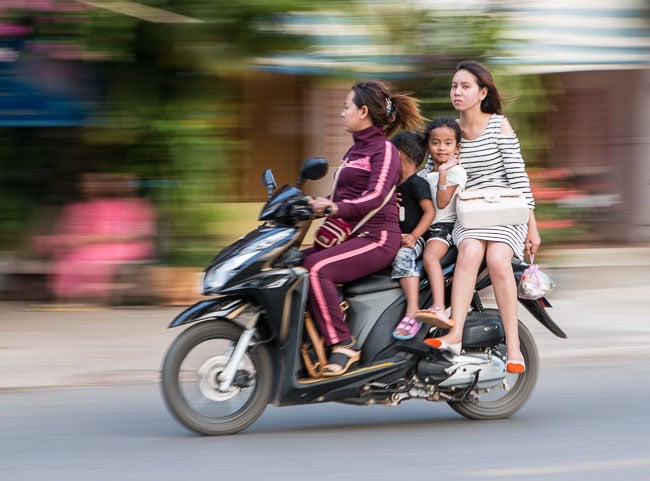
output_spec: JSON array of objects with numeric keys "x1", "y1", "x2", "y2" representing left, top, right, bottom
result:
[
  {"x1": 297, "y1": 157, "x2": 328, "y2": 187},
  {"x1": 262, "y1": 169, "x2": 276, "y2": 198}
]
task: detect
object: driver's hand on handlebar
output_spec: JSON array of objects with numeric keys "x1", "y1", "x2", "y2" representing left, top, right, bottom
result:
[{"x1": 309, "y1": 197, "x2": 337, "y2": 217}]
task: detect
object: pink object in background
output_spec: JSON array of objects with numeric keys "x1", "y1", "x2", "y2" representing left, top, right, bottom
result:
[{"x1": 34, "y1": 173, "x2": 157, "y2": 302}]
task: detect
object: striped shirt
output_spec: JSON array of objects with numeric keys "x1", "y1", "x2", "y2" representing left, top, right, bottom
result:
[{"x1": 452, "y1": 114, "x2": 534, "y2": 259}]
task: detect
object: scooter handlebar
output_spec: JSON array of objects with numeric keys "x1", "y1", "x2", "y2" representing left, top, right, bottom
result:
[{"x1": 286, "y1": 197, "x2": 314, "y2": 221}]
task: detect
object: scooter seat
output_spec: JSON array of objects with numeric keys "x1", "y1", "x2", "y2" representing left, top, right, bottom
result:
[
  {"x1": 342, "y1": 247, "x2": 458, "y2": 296},
  {"x1": 343, "y1": 268, "x2": 398, "y2": 296}
]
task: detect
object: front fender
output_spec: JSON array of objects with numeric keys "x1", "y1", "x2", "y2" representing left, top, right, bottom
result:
[{"x1": 168, "y1": 297, "x2": 253, "y2": 328}]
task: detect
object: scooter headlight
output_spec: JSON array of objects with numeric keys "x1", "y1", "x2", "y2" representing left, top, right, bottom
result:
[
  {"x1": 203, "y1": 253, "x2": 255, "y2": 293},
  {"x1": 202, "y1": 230, "x2": 292, "y2": 294}
]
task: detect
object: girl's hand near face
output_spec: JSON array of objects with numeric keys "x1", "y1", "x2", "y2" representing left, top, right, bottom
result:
[{"x1": 439, "y1": 153, "x2": 459, "y2": 173}]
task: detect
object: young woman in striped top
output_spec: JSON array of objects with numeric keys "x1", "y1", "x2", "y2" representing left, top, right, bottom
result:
[{"x1": 419, "y1": 60, "x2": 541, "y2": 373}]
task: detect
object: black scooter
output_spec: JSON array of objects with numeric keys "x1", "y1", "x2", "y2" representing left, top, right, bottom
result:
[{"x1": 160, "y1": 156, "x2": 565, "y2": 435}]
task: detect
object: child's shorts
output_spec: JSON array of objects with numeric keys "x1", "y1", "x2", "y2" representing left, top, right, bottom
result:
[
  {"x1": 391, "y1": 237, "x2": 425, "y2": 279},
  {"x1": 425, "y1": 222, "x2": 455, "y2": 247}
]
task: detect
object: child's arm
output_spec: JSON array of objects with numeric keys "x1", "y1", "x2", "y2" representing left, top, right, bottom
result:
[
  {"x1": 436, "y1": 160, "x2": 465, "y2": 209},
  {"x1": 403, "y1": 198, "x2": 435, "y2": 247},
  {"x1": 436, "y1": 183, "x2": 460, "y2": 209}
]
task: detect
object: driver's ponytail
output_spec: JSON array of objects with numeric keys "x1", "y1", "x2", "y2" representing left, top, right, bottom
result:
[{"x1": 351, "y1": 80, "x2": 426, "y2": 137}]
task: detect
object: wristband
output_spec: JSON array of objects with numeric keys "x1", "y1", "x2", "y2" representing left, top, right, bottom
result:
[{"x1": 437, "y1": 184, "x2": 447, "y2": 191}]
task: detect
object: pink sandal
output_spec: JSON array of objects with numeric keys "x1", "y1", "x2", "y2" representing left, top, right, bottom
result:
[
  {"x1": 414, "y1": 305, "x2": 454, "y2": 329},
  {"x1": 392, "y1": 316, "x2": 422, "y2": 340}
]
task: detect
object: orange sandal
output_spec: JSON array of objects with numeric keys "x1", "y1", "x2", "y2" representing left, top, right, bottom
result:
[{"x1": 506, "y1": 360, "x2": 526, "y2": 374}]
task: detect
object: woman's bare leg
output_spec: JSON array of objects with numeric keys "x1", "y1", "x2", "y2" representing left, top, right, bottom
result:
[
  {"x1": 485, "y1": 242, "x2": 523, "y2": 363},
  {"x1": 434, "y1": 238, "x2": 485, "y2": 345}
]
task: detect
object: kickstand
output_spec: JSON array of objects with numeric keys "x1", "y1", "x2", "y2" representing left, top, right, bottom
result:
[{"x1": 452, "y1": 371, "x2": 480, "y2": 402}]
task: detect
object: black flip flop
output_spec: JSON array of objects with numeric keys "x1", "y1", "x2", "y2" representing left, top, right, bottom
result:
[{"x1": 322, "y1": 347, "x2": 360, "y2": 377}]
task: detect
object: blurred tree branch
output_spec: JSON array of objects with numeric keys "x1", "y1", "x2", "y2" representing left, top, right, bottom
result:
[{"x1": 0, "y1": 1, "x2": 560, "y2": 263}]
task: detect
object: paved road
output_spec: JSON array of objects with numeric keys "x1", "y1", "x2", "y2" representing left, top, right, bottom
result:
[
  {"x1": 0, "y1": 247, "x2": 649, "y2": 481},
  {"x1": 1, "y1": 246, "x2": 649, "y2": 391},
  {"x1": 1, "y1": 361, "x2": 649, "y2": 481}
]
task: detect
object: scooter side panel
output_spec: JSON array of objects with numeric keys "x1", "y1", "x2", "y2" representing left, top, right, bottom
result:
[{"x1": 346, "y1": 287, "x2": 403, "y2": 348}]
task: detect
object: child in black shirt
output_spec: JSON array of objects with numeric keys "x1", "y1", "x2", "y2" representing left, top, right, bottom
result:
[{"x1": 389, "y1": 132, "x2": 436, "y2": 340}]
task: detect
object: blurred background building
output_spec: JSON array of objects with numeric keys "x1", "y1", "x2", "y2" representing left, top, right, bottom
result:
[
  {"x1": 0, "y1": 0, "x2": 648, "y2": 303},
  {"x1": 499, "y1": 0, "x2": 650, "y2": 243}
]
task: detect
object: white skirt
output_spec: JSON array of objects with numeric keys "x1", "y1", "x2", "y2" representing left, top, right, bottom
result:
[{"x1": 452, "y1": 222, "x2": 528, "y2": 260}]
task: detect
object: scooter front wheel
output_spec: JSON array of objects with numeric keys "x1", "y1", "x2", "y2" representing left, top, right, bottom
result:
[
  {"x1": 447, "y1": 320, "x2": 539, "y2": 420},
  {"x1": 161, "y1": 320, "x2": 273, "y2": 435}
]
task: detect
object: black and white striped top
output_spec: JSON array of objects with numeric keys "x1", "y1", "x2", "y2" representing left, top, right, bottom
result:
[{"x1": 451, "y1": 114, "x2": 535, "y2": 259}]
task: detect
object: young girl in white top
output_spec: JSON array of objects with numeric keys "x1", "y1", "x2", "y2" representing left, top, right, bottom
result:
[{"x1": 414, "y1": 117, "x2": 467, "y2": 328}]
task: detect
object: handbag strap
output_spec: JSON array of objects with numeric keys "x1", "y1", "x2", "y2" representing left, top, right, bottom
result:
[
  {"x1": 350, "y1": 185, "x2": 396, "y2": 235},
  {"x1": 326, "y1": 157, "x2": 347, "y2": 199},
  {"x1": 331, "y1": 141, "x2": 396, "y2": 234}
]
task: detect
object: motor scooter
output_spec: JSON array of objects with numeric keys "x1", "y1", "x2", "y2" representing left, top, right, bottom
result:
[{"x1": 160, "y1": 156, "x2": 565, "y2": 435}]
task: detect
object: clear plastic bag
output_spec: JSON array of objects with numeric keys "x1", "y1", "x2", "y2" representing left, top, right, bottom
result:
[{"x1": 517, "y1": 255, "x2": 556, "y2": 300}]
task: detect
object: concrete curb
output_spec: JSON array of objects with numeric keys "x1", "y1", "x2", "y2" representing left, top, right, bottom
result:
[{"x1": 541, "y1": 246, "x2": 650, "y2": 268}]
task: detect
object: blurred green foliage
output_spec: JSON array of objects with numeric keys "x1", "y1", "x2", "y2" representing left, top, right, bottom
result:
[
  {"x1": 0, "y1": 1, "x2": 566, "y2": 265},
  {"x1": 0, "y1": 0, "x2": 323, "y2": 264}
]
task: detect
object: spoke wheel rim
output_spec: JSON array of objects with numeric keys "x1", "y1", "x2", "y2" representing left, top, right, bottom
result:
[{"x1": 197, "y1": 355, "x2": 241, "y2": 402}]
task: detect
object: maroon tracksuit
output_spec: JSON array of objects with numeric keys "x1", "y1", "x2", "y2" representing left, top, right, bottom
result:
[{"x1": 302, "y1": 125, "x2": 401, "y2": 346}]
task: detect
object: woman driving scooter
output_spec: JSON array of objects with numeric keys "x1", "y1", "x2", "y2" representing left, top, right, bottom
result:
[{"x1": 303, "y1": 80, "x2": 426, "y2": 377}]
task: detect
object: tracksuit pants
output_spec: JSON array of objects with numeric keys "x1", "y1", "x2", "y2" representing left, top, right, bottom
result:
[{"x1": 302, "y1": 229, "x2": 401, "y2": 346}]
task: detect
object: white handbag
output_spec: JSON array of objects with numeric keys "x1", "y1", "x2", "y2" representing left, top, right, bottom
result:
[{"x1": 457, "y1": 188, "x2": 529, "y2": 228}]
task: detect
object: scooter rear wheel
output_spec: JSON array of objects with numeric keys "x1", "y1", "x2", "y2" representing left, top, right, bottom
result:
[
  {"x1": 161, "y1": 320, "x2": 273, "y2": 435},
  {"x1": 447, "y1": 320, "x2": 539, "y2": 420}
]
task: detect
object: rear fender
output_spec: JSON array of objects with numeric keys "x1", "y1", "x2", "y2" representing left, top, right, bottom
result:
[
  {"x1": 168, "y1": 297, "x2": 258, "y2": 330},
  {"x1": 512, "y1": 262, "x2": 566, "y2": 338},
  {"x1": 518, "y1": 297, "x2": 567, "y2": 338}
]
